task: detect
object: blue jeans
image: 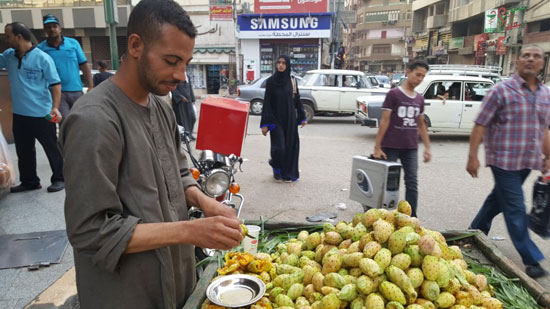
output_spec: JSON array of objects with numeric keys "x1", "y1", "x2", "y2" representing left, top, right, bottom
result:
[
  {"x1": 470, "y1": 166, "x2": 544, "y2": 265},
  {"x1": 382, "y1": 148, "x2": 418, "y2": 217}
]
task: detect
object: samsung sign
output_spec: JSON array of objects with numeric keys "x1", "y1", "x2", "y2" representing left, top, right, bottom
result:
[{"x1": 238, "y1": 13, "x2": 332, "y2": 39}]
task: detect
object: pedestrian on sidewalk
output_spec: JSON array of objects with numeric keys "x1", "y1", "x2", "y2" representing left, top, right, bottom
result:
[
  {"x1": 466, "y1": 45, "x2": 550, "y2": 279},
  {"x1": 260, "y1": 55, "x2": 307, "y2": 183},
  {"x1": 38, "y1": 14, "x2": 93, "y2": 121},
  {"x1": 92, "y1": 60, "x2": 113, "y2": 87},
  {"x1": 0, "y1": 22, "x2": 65, "y2": 193},
  {"x1": 171, "y1": 71, "x2": 196, "y2": 140},
  {"x1": 59, "y1": 0, "x2": 243, "y2": 307},
  {"x1": 373, "y1": 60, "x2": 432, "y2": 217}
]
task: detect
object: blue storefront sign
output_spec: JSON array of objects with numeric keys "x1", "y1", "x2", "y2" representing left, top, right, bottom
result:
[{"x1": 237, "y1": 13, "x2": 332, "y2": 39}]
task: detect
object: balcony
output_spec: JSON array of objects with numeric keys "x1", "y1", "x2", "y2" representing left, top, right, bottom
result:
[
  {"x1": 352, "y1": 37, "x2": 404, "y2": 47},
  {"x1": 495, "y1": 0, "x2": 521, "y2": 6},
  {"x1": 524, "y1": 31, "x2": 550, "y2": 44},
  {"x1": 426, "y1": 14, "x2": 448, "y2": 29}
]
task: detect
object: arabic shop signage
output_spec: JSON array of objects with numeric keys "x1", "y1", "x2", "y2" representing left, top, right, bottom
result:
[
  {"x1": 210, "y1": 5, "x2": 233, "y2": 21},
  {"x1": 237, "y1": 13, "x2": 332, "y2": 39},
  {"x1": 485, "y1": 6, "x2": 526, "y2": 33},
  {"x1": 254, "y1": 0, "x2": 328, "y2": 14},
  {"x1": 449, "y1": 37, "x2": 464, "y2": 49}
]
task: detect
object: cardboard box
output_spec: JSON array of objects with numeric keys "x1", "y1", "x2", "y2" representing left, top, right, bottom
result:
[{"x1": 196, "y1": 97, "x2": 250, "y2": 156}]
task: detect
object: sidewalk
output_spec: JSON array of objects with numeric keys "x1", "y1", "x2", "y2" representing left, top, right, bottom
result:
[{"x1": 0, "y1": 143, "x2": 74, "y2": 308}]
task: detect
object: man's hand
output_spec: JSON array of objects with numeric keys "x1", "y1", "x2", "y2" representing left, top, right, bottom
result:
[
  {"x1": 301, "y1": 121, "x2": 307, "y2": 128},
  {"x1": 466, "y1": 155, "x2": 480, "y2": 177},
  {"x1": 261, "y1": 126, "x2": 269, "y2": 136},
  {"x1": 50, "y1": 108, "x2": 62, "y2": 123},
  {"x1": 373, "y1": 146, "x2": 387, "y2": 160},
  {"x1": 200, "y1": 196, "x2": 238, "y2": 220},
  {"x1": 187, "y1": 216, "x2": 243, "y2": 250},
  {"x1": 423, "y1": 149, "x2": 431, "y2": 163}
]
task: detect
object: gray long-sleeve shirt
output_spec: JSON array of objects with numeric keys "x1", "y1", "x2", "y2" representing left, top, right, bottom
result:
[{"x1": 59, "y1": 79, "x2": 198, "y2": 308}]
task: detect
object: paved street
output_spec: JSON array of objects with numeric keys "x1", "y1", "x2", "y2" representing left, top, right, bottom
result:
[{"x1": 0, "y1": 99, "x2": 548, "y2": 308}]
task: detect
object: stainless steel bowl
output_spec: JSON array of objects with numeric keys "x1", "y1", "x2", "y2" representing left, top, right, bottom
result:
[{"x1": 206, "y1": 274, "x2": 266, "y2": 307}]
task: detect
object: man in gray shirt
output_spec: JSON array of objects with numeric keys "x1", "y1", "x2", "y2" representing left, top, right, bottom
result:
[{"x1": 59, "y1": 0, "x2": 242, "y2": 307}]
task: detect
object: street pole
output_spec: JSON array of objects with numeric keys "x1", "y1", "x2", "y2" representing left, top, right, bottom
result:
[
  {"x1": 104, "y1": 0, "x2": 119, "y2": 70},
  {"x1": 234, "y1": 0, "x2": 241, "y2": 83}
]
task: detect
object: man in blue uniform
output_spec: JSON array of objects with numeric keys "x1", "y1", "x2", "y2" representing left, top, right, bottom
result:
[
  {"x1": 0, "y1": 22, "x2": 64, "y2": 193},
  {"x1": 38, "y1": 14, "x2": 93, "y2": 120}
]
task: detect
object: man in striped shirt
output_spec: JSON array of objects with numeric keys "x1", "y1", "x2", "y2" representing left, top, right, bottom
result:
[{"x1": 467, "y1": 45, "x2": 550, "y2": 278}]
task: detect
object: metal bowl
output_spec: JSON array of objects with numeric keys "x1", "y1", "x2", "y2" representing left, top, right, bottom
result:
[{"x1": 206, "y1": 274, "x2": 266, "y2": 307}]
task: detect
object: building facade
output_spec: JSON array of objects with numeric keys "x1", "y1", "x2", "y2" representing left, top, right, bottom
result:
[{"x1": 411, "y1": 0, "x2": 451, "y2": 64}]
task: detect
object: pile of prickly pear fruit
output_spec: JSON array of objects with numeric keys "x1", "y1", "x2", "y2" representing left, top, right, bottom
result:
[{"x1": 203, "y1": 201, "x2": 505, "y2": 309}]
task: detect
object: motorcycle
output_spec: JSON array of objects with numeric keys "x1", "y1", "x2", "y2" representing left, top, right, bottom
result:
[{"x1": 179, "y1": 127, "x2": 245, "y2": 275}]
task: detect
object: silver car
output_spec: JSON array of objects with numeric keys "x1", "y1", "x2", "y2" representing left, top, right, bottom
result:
[{"x1": 236, "y1": 76, "x2": 302, "y2": 115}]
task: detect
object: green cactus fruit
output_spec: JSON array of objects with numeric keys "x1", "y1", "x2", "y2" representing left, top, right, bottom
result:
[
  {"x1": 406, "y1": 267, "x2": 424, "y2": 289},
  {"x1": 338, "y1": 239, "x2": 352, "y2": 250},
  {"x1": 300, "y1": 256, "x2": 312, "y2": 268},
  {"x1": 323, "y1": 223, "x2": 336, "y2": 233},
  {"x1": 352, "y1": 213, "x2": 363, "y2": 226},
  {"x1": 337, "y1": 283, "x2": 357, "y2": 302},
  {"x1": 448, "y1": 245, "x2": 463, "y2": 260},
  {"x1": 275, "y1": 294, "x2": 295, "y2": 307},
  {"x1": 397, "y1": 200, "x2": 412, "y2": 216},
  {"x1": 337, "y1": 223, "x2": 354, "y2": 240},
  {"x1": 269, "y1": 287, "x2": 285, "y2": 302},
  {"x1": 349, "y1": 267, "x2": 363, "y2": 277},
  {"x1": 373, "y1": 218, "x2": 395, "y2": 243},
  {"x1": 418, "y1": 235, "x2": 436, "y2": 256},
  {"x1": 386, "y1": 301, "x2": 405, "y2": 309},
  {"x1": 288, "y1": 241, "x2": 303, "y2": 256},
  {"x1": 287, "y1": 283, "x2": 305, "y2": 300},
  {"x1": 398, "y1": 226, "x2": 415, "y2": 234},
  {"x1": 306, "y1": 232, "x2": 322, "y2": 250},
  {"x1": 365, "y1": 293, "x2": 385, "y2": 309},
  {"x1": 322, "y1": 253, "x2": 343, "y2": 275},
  {"x1": 343, "y1": 252, "x2": 364, "y2": 268},
  {"x1": 379, "y1": 281, "x2": 406, "y2": 305},
  {"x1": 304, "y1": 283, "x2": 315, "y2": 299},
  {"x1": 320, "y1": 286, "x2": 340, "y2": 295},
  {"x1": 310, "y1": 292, "x2": 323, "y2": 303},
  {"x1": 285, "y1": 253, "x2": 301, "y2": 267},
  {"x1": 363, "y1": 241, "x2": 382, "y2": 258},
  {"x1": 324, "y1": 273, "x2": 347, "y2": 289},
  {"x1": 356, "y1": 275, "x2": 374, "y2": 294},
  {"x1": 358, "y1": 233, "x2": 374, "y2": 251},
  {"x1": 320, "y1": 293, "x2": 341, "y2": 309},
  {"x1": 347, "y1": 241, "x2": 361, "y2": 253},
  {"x1": 434, "y1": 292, "x2": 455, "y2": 308},
  {"x1": 395, "y1": 212, "x2": 414, "y2": 229},
  {"x1": 298, "y1": 230, "x2": 310, "y2": 242},
  {"x1": 415, "y1": 298, "x2": 436, "y2": 309},
  {"x1": 303, "y1": 265, "x2": 318, "y2": 285},
  {"x1": 277, "y1": 243, "x2": 288, "y2": 254},
  {"x1": 289, "y1": 269, "x2": 304, "y2": 285},
  {"x1": 311, "y1": 300, "x2": 322, "y2": 309},
  {"x1": 344, "y1": 275, "x2": 357, "y2": 285},
  {"x1": 391, "y1": 253, "x2": 412, "y2": 270},
  {"x1": 362, "y1": 208, "x2": 382, "y2": 228},
  {"x1": 444, "y1": 278, "x2": 461, "y2": 295},
  {"x1": 359, "y1": 258, "x2": 382, "y2": 277},
  {"x1": 295, "y1": 296, "x2": 310, "y2": 308},
  {"x1": 322, "y1": 248, "x2": 340, "y2": 265},
  {"x1": 350, "y1": 297, "x2": 364, "y2": 309},
  {"x1": 312, "y1": 272, "x2": 325, "y2": 292},
  {"x1": 302, "y1": 250, "x2": 316, "y2": 260},
  {"x1": 351, "y1": 223, "x2": 367, "y2": 242},
  {"x1": 324, "y1": 231, "x2": 343, "y2": 246},
  {"x1": 386, "y1": 265, "x2": 418, "y2": 304},
  {"x1": 436, "y1": 260, "x2": 452, "y2": 288},
  {"x1": 388, "y1": 231, "x2": 407, "y2": 255},
  {"x1": 277, "y1": 263, "x2": 300, "y2": 275},
  {"x1": 337, "y1": 268, "x2": 349, "y2": 277},
  {"x1": 404, "y1": 245, "x2": 423, "y2": 267},
  {"x1": 406, "y1": 305, "x2": 426, "y2": 309},
  {"x1": 405, "y1": 232, "x2": 421, "y2": 245},
  {"x1": 420, "y1": 280, "x2": 440, "y2": 301},
  {"x1": 374, "y1": 248, "x2": 392, "y2": 271},
  {"x1": 422, "y1": 255, "x2": 440, "y2": 281}
]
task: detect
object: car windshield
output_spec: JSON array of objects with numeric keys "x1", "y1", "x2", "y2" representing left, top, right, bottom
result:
[{"x1": 376, "y1": 76, "x2": 390, "y2": 84}]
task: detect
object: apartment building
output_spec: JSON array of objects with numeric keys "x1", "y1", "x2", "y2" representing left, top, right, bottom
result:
[
  {"x1": 344, "y1": 0, "x2": 412, "y2": 73},
  {"x1": 411, "y1": 0, "x2": 451, "y2": 64},
  {"x1": 523, "y1": 0, "x2": 550, "y2": 82}
]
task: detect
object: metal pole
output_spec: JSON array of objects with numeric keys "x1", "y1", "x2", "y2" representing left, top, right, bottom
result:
[
  {"x1": 234, "y1": 0, "x2": 240, "y2": 83},
  {"x1": 109, "y1": 23, "x2": 119, "y2": 70}
]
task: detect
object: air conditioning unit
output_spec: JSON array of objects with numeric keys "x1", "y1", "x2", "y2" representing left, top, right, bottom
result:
[{"x1": 388, "y1": 20, "x2": 397, "y2": 25}]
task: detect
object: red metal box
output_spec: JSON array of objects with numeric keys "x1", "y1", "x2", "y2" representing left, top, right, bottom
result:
[{"x1": 196, "y1": 97, "x2": 250, "y2": 156}]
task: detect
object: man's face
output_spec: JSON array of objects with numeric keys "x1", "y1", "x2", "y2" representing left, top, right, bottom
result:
[
  {"x1": 44, "y1": 23, "x2": 61, "y2": 39},
  {"x1": 406, "y1": 66, "x2": 427, "y2": 88},
  {"x1": 515, "y1": 47, "x2": 544, "y2": 78},
  {"x1": 4, "y1": 26, "x2": 17, "y2": 49},
  {"x1": 277, "y1": 58, "x2": 287, "y2": 72},
  {"x1": 137, "y1": 24, "x2": 195, "y2": 96}
]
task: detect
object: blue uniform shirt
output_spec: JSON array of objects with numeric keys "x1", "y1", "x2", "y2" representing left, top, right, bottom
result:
[
  {"x1": 37, "y1": 37, "x2": 87, "y2": 91},
  {"x1": 0, "y1": 47, "x2": 61, "y2": 117}
]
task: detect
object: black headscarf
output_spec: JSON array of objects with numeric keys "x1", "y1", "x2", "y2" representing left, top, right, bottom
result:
[{"x1": 273, "y1": 55, "x2": 291, "y2": 87}]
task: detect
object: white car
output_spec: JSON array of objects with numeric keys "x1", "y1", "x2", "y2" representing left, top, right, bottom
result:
[
  {"x1": 355, "y1": 75, "x2": 495, "y2": 133},
  {"x1": 297, "y1": 69, "x2": 390, "y2": 120}
]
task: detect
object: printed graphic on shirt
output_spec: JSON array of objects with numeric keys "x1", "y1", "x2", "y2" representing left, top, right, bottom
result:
[{"x1": 396, "y1": 104, "x2": 421, "y2": 128}]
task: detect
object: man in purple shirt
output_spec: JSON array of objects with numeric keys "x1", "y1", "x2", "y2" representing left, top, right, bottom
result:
[
  {"x1": 467, "y1": 45, "x2": 550, "y2": 278},
  {"x1": 374, "y1": 60, "x2": 432, "y2": 217}
]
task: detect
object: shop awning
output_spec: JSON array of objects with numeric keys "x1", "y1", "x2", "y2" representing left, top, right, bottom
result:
[{"x1": 194, "y1": 47, "x2": 235, "y2": 54}]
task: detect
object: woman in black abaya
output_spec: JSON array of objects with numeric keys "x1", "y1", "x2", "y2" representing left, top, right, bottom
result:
[{"x1": 260, "y1": 55, "x2": 307, "y2": 182}]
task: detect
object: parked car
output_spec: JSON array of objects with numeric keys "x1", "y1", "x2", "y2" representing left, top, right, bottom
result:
[
  {"x1": 427, "y1": 64, "x2": 502, "y2": 84},
  {"x1": 374, "y1": 75, "x2": 391, "y2": 88},
  {"x1": 390, "y1": 73, "x2": 405, "y2": 87},
  {"x1": 238, "y1": 69, "x2": 389, "y2": 121},
  {"x1": 355, "y1": 75, "x2": 495, "y2": 133}
]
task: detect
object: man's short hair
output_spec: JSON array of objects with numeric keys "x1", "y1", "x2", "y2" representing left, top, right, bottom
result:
[
  {"x1": 408, "y1": 60, "x2": 429, "y2": 72},
  {"x1": 517, "y1": 44, "x2": 543, "y2": 58},
  {"x1": 6, "y1": 22, "x2": 37, "y2": 44},
  {"x1": 127, "y1": 0, "x2": 196, "y2": 48},
  {"x1": 97, "y1": 61, "x2": 109, "y2": 69}
]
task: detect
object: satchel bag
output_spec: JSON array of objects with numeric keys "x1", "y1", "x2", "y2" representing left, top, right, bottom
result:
[{"x1": 529, "y1": 176, "x2": 550, "y2": 239}]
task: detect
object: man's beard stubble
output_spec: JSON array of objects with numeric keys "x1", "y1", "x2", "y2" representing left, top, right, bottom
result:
[{"x1": 137, "y1": 52, "x2": 166, "y2": 97}]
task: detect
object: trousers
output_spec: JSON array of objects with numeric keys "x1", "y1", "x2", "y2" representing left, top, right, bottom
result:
[
  {"x1": 12, "y1": 114, "x2": 64, "y2": 186},
  {"x1": 382, "y1": 147, "x2": 418, "y2": 217},
  {"x1": 470, "y1": 166, "x2": 544, "y2": 265}
]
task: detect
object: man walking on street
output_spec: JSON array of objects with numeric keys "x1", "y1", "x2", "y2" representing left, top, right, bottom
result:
[
  {"x1": 38, "y1": 14, "x2": 93, "y2": 120},
  {"x1": 373, "y1": 60, "x2": 431, "y2": 217},
  {"x1": 0, "y1": 22, "x2": 65, "y2": 193},
  {"x1": 467, "y1": 45, "x2": 550, "y2": 279},
  {"x1": 59, "y1": 0, "x2": 243, "y2": 307}
]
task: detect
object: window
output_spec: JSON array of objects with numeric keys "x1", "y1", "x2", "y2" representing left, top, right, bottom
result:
[
  {"x1": 342, "y1": 75, "x2": 360, "y2": 87},
  {"x1": 466, "y1": 82, "x2": 492, "y2": 101},
  {"x1": 312, "y1": 74, "x2": 338, "y2": 87},
  {"x1": 423, "y1": 81, "x2": 462, "y2": 100},
  {"x1": 372, "y1": 44, "x2": 391, "y2": 55}
]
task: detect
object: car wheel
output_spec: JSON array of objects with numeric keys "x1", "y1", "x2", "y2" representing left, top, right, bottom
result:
[
  {"x1": 303, "y1": 104, "x2": 314, "y2": 122},
  {"x1": 249, "y1": 100, "x2": 263, "y2": 115}
]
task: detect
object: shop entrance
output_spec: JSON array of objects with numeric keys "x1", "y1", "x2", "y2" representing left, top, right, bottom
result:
[
  {"x1": 206, "y1": 65, "x2": 221, "y2": 94},
  {"x1": 259, "y1": 39, "x2": 319, "y2": 78}
]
